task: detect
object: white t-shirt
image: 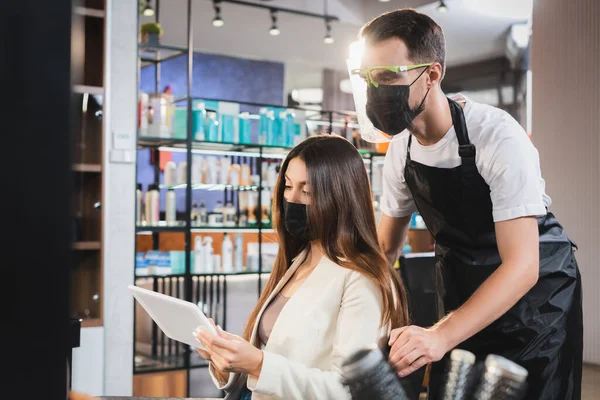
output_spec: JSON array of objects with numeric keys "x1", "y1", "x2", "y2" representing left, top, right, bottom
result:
[{"x1": 380, "y1": 94, "x2": 551, "y2": 222}]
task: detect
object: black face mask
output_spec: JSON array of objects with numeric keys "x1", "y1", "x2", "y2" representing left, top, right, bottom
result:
[
  {"x1": 284, "y1": 201, "x2": 311, "y2": 241},
  {"x1": 365, "y1": 68, "x2": 430, "y2": 136}
]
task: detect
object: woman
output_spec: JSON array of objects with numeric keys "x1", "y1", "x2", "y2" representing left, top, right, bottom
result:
[{"x1": 195, "y1": 135, "x2": 409, "y2": 399}]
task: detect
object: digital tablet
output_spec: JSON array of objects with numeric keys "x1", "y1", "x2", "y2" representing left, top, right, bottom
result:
[{"x1": 128, "y1": 285, "x2": 217, "y2": 351}]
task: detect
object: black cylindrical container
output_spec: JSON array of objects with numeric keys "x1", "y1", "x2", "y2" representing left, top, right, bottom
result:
[
  {"x1": 341, "y1": 346, "x2": 409, "y2": 400},
  {"x1": 442, "y1": 349, "x2": 476, "y2": 400},
  {"x1": 473, "y1": 354, "x2": 529, "y2": 400}
]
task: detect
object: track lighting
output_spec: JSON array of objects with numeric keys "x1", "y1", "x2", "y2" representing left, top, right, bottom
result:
[
  {"x1": 142, "y1": 0, "x2": 155, "y2": 16},
  {"x1": 324, "y1": 19, "x2": 334, "y2": 44},
  {"x1": 212, "y1": 1, "x2": 224, "y2": 27},
  {"x1": 437, "y1": 1, "x2": 448, "y2": 12},
  {"x1": 269, "y1": 10, "x2": 280, "y2": 36}
]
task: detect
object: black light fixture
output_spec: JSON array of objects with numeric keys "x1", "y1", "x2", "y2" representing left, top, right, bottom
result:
[
  {"x1": 269, "y1": 10, "x2": 280, "y2": 36},
  {"x1": 142, "y1": 0, "x2": 155, "y2": 17},
  {"x1": 437, "y1": 0, "x2": 448, "y2": 12},
  {"x1": 323, "y1": 0, "x2": 334, "y2": 44},
  {"x1": 323, "y1": 21, "x2": 335, "y2": 44},
  {"x1": 324, "y1": 20, "x2": 334, "y2": 44},
  {"x1": 212, "y1": 0, "x2": 224, "y2": 27}
]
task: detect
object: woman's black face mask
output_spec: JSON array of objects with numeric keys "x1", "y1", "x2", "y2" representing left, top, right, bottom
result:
[
  {"x1": 283, "y1": 201, "x2": 311, "y2": 242},
  {"x1": 365, "y1": 67, "x2": 430, "y2": 136}
]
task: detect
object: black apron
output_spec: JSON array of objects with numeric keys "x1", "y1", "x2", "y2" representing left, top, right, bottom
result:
[{"x1": 402, "y1": 98, "x2": 583, "y2": 400}]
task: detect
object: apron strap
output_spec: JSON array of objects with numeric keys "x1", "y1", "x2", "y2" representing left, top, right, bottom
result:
[
  {"x1": 448, "y1": 98, "x2": 476, "y2": 166},
  {"x1": 406, "y1": 134, "x2": 413, "y2": 161}
]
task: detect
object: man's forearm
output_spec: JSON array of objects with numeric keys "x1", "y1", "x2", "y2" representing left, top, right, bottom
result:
[
  {"x1": 378, "y1": 214, "x2": 411, "y2": 266},
  {"x1": 435, "y1": 260, "x2": 538, "y2": 349}
]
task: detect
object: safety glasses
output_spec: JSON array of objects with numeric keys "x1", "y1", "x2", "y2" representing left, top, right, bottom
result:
[{"x1": 350, "y1": 64, "x2": 432, "y2": 88}]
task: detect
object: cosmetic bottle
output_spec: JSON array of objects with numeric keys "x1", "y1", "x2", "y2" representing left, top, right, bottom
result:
[
  {"x1": 206, "y1": 111, "x2": 219, "y2": 142},
  {"x1": 191, "y1": 201, "x2": 199, "y2": 226},
  {"x1": 224, "y1": 201, "x2": 236, "y2": 227},
  {"x1": 136, "y1": 183, "x2": 143, "y2": 225},
  {"x1": 221, "y1": 114, "x2": 235, "y2": 143},
  {"x1": 199, "y1": 201, "x2": 208, "y2": 226},
  {"x1": 230, "y1": 164, "x2": 241, "y2": 187},
  {"x1": 148, "y1": 184, "x2": 160, "y2": 225},
  {"x1": 258, "y1": 108, "x2": 268, "y2": 145},
  {"x1": 203, "y1": 237, "x2": 214, "y2": 273},
  {"x1": 176, "y1": 161, "x2": 187, "y2": 186},
  {"x1": 164, "y1": 161, "x2": 176, "y2": 187},
  {"x1": 239, "y1": 112, "x2": 252, "y2": 144},
  {"x1": 193, "y1": 102, "x2": 206, "y2": 141},
  {"x1": 241, "y1": 164, "x2": 251, "y2": 186},
  {"x1": 194, "y1": 236, "x2": 204, "y2": 273},
  {"x1": 234, "y1": 233, "x2": 244, "y2": 271},
  {"x1": 166, "y1": 188, "x2": 176, "y2": 225},
  {"x1": 192, "y1": 155, "x2": 204, "y2": 185},
  {"x1": 220, "y1": 157, "x2": 231, "y2": 185},
  {"x1": 222, "y1": 233, "x2": 233, "y2": 273}
]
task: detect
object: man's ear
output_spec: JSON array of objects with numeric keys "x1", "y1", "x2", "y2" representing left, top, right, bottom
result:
[{"x1": 427, "y1": 63, "x2": 444, "y2": 88}]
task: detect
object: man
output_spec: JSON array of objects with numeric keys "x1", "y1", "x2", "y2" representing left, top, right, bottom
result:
[{"x1": 349, "y1": 9, "x2": 583, "y2": 400}]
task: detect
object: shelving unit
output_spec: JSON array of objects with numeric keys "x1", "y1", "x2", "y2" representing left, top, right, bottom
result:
[
  {"x1": 70, "y1": 0, "x2": 105, "y2": 329},
  {"x1": 131, "y1": 1, "x2": 432, "y2": 397}
]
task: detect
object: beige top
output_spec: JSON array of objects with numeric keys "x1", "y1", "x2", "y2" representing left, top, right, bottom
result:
[{"x1": 258, "y1": 292, "x2": 290, "y2": 345}]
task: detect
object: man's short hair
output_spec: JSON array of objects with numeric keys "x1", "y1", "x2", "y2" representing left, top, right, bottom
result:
[{"x1": 361, "y1": 9, "x2": 446, "y2": 78}]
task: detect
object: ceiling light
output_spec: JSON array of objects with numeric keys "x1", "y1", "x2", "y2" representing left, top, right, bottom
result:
[
  {"x1": 269, "y1": 10, "x2": 280, "y2": 36},
  {"x1": 324, "y1": 20, "x2": 334, "y2": 44},
  {"x1": 379, "y1": 0, "x2": 391, "y2": 2},
  {"x1": 142, "y1": 1, "x2": 155, "y2": 17},
  {"x1": 212, "y1": 1, "x2": 224, "y2": 27},
  {"x1": 213, "y1": 16, "x2": 224, "y2": 27},
  {"x1": 437, "y1": 1, "x2": 448, "y2": 12}
]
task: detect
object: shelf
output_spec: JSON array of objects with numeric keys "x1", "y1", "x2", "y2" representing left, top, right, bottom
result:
[
  {"x1": 138, "y1": 136, "x2": 292, "y2": 158},
  {"x1": 135, "y1": 270, "x2": 267, "y2": 279},
  {"x1": 134, "y1": 353, "x2": 186, "y2": 375},
  {"x1": 74, "y1": 6, "x2": 105, "y2": 18},
  {"x1": 73, "y1": 84, "x2": 104, "y2": 95},
  {"x1": 73, "y1": 241, "x2": 101, "y2": 250},
  {"x1": 191, "y1": 140, "x2": 291, "y2": 155},
  {"x1": 192, "y1": 270, "x2": 267, "y2": 277},
  {"x1": 135, "y1": 273, "x2": 186, "y2": 279},
  {"x1": 137, "y1": 226, "x2": 273, "y2": 235},
  {"x1": 81, "y1": 318, "x2": 102, "y2": 328},
  {"x1": 159, "y1": 183, "x2": 264, "y2": 191},
  {"x1": 138, "y1": 136, "x2": 187, "y2": 148},
  {"x1": 139, "y1": 43, "x2": 188, "y2": 64},
  {"x1": 136, "y1": 225, "x2": 187, "y2": 234},
  {"x1": 190, "y1": 226, "x2": 274, "y2": 233},
  {"x1": 73, "y1": 163, "x2": 102, "y2": 173}
]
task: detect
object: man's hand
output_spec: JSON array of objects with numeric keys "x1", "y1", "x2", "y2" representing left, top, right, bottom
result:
[{"x1": 388, "y1": 325, "x2": 449, "y2": 377}]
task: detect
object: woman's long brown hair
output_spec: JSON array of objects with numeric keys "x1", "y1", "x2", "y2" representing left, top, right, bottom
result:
[{"x1": 243, "y1": 135, "x2": 409, "y2": 341}]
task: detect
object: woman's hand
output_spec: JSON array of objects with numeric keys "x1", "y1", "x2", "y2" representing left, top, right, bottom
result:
[
  {"x1": 196, "y1": 325, "x2": 264, "y2": 379},
  {"x1": 388, "y1": 325, "x2": 449, "y2": 377},
  {"x1": 194, "y1": 318, "x2": 217, "y2": 361}
]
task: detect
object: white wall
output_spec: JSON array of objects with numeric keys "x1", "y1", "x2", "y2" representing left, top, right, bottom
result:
[
  {"x1": 530, "y1": 0, "x2": 600, "y2": 364},
  {"x1": 102, "y1": 0, "x2": 138, "y2": 394},
  {"x1": 72, "y1": 327, "x2": 104, "y2": 396}
]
